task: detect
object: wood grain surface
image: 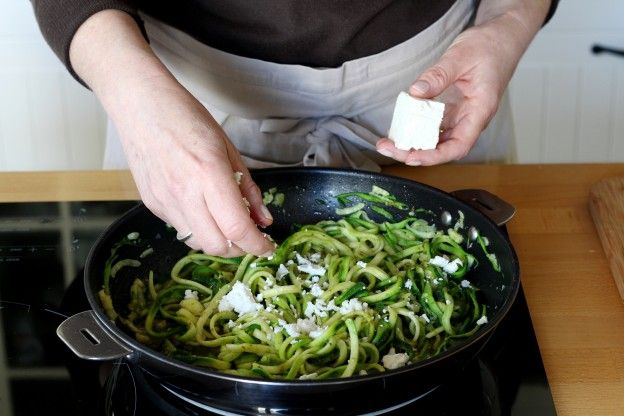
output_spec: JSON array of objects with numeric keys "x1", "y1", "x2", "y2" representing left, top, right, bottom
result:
[
  {"x1": 589, "y1": 177, "x2": 624, "y2": 303},
  {"x1": 1, "y1": 164, "x2": 624, "y2": 415}
]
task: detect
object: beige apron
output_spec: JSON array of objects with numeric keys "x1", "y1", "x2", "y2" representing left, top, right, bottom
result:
[{"x1": 103, "y1": 0, "x2": 515, "y2": 170}]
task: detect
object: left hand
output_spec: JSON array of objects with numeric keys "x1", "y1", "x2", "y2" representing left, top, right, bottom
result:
[{"x1": 376, "y1": 12, "x2": 536, "y2": 166}]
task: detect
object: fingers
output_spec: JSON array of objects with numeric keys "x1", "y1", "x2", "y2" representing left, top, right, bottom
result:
[
  {"x1": 202, "y1": 155, "x2": 275, "y2": 257},
  {"x1": 224, "y1": 140, "x2": 273, "y2": 228},
  {"x1": 377, "y1": 107, "x2": 487, "y2": 166},
  {"x1": 143, "y1": 181, "x2": 245, "y2": 256},
  {"x1": 182, "y1": 197, "x2": 246, "y2": 257},
  {"x1": 376, "y1": 138, "x2": 413, "y2": 165},
  {"x1": 410, "y1": 53, "x2": 462, "y2": 99}
]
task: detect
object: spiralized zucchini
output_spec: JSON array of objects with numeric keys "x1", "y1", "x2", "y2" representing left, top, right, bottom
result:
[{"x1": 99, "y1": 201, "x2": 494, "y2": 380}]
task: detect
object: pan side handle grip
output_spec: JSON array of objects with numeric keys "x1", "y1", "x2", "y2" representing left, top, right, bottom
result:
[
  {"x1": 57, "y1": 310, "x2": 132, "y2": 360},
  {"x1": 450, "y1": 189, "x2": 516, "y2": 226}
]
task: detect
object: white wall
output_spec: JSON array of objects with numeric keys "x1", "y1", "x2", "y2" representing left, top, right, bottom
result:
[
  {"x1": 0, "y1": 0, "x2": 106, "y2": 171},
  {"x1": 0, "y1": 0, "x2": 623, "y2": 170},
  {"x1": 510, "y1": 0, "x2": 624, "y2": 163}
]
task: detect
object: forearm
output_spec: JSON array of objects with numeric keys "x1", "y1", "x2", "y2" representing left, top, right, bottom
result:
[{"x1": 69, "y1": 10, "x2": 177, "y2": 116}]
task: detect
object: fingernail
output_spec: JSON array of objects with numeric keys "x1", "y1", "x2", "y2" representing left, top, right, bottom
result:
[
  {"x1": 378, "y1": 148, "x2": 393, "y2": 157},
  {"x1": 261, "y1": 250, "x2": 275, "y2": 258},
  {"x1": 410, "y1": 80, "x2": 430, "y2": 96},
  {"x1": 406, "y1": 160, "x2": 422, "y2": 166},
  {"x1": 260, "y1": 204, "x2": 273, "y2": 222}
]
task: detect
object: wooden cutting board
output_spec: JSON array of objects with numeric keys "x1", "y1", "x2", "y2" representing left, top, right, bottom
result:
[{"x1": 589, "y1": 177, "x2": 624, "y2": 302}]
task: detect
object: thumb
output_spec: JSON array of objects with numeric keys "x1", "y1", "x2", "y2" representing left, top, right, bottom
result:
[{"x1": 410, "y1": 56, "x2": 460, "y2": 99}]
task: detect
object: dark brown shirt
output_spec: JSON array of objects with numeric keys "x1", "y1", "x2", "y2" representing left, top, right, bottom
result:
[{"x1": 30, "y1": 1, "x2": 558, "y2": 81}]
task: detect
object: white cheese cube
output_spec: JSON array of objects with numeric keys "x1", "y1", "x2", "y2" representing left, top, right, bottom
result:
[{"x1": 388, "y1": 92, "x2": 445, "y2": 151}]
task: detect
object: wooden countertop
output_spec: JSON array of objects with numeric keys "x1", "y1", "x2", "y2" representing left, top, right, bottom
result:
[{"x1": 2, "y1": 164, "x2": 624, "y2": 415}]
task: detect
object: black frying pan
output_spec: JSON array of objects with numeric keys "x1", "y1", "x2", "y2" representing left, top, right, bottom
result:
[{"x1": 57, "y1": 167, "x2": 520, "y2": 415}]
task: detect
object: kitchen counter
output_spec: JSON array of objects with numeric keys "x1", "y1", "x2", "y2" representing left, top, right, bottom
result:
[{"x1": 1, "y1": 164, "x2": 623, "y2": 415}]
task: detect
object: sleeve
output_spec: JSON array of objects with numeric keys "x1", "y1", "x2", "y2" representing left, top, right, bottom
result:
[
  {"x1": 30, "y1": 0, "x2": 146, "y2": 84},
  {"x1": 543, "y1": 0, "x2": 559, "y2": 25}
]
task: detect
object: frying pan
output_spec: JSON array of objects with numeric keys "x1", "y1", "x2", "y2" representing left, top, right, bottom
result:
[{"x1": 57, "y1": 167, "x2": 519, "y2": 415}]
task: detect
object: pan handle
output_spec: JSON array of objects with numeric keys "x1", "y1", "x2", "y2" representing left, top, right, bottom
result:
[
  {"x1": 450, "y1": 189, "x2": 516, "y2": 226},
  {"x1": 57, "y1": 310, "x2": 133, "y2": 360}
]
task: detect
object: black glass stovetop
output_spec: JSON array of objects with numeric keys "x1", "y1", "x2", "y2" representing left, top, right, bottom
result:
[{"x1": 0, "y1": 201, "x2": 558, "y2": 416}]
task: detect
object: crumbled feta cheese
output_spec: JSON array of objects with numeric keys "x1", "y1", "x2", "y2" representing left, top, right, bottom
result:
[
  {"x1": 339, "y1": 298, "x2": 368, "y2": 315},
  {"x1": 218, "y1": 281, "x2": 263, "y2": 315},
  {"x1": 184, "y1": 289, "x2": 199, "y2": 300},
  {"x1": 255, "y1": 293, "x2": 264, "y2": 301},
  {"x1": 388, "y1": 91, "x2": 445, "y2": 151},
  {"x1": 309, "y1": 327, "x2": 325, "y2": 338},
  {"x1": 250, "y1": 263, "x2": 257, "y2": 269},
  {"x1": 275, "y1": 318, "x2": 323, "y2": 339},
  {"x1": 404, "y1": 280, "x2": 413, "y2": 290},
  {"x1": 298, "y1": 263, "x2": 326, "y2": 276},
  {"x1": 226, "y1": 320, "x2": 237, "y2": 329},
  {"x1": 304, "y1": 299, "x2": 337, "y2": 319},
  {"x1": 476, "y1": 316, "x2": 488, "y2": 326},
  {"x1": 286, "y1": 259, "x2": 295, "y2": 266},
  {"x1": 233, "y1": 171, "x2": 243, "y2": 184},
  {"x1": 264, "y1": 278, "x2": 274, "y2": 288},
  {"x1": 304, "y1": 302, "x2": 318, "y2": 319},
  {"x1": 310, "y1": 284, "x2": 324, "y2": 298},
  {"x1": 356, "y1": 261, "x2": 367, "y2": 268},
  {"x1": 382, "y1": 351, "x2": 410, "y2": 370},
  {"x1": 429, "y1": 255, "x2": 463, "y2": 274},
  {"x1": 295, "y1": 318, "x2": 322, "y2": 337},
  {"x1": 310, "y1": 275, "x2": 320, "y2": 283},
  {"x1": 460, "y1": 280, "x2": 471, "y2": 288},
  {"x1": 308, "y1": 253, "x2": 322, "y2": 263},
  {"x1": 277, "y1": 319, "x2": 299, "y2": 337},
  {"x1": 454, "y1": 210, "x2": 465, "y2": 230},
  {"x1": 276, "y1": 264, "x2": 289, "y2": 279},
  {"x1": 445, "y1": 259, "x2": 464, "y2": 274},
  {"x1": 420, "y1": 313, "x2": 430, "y2": 323},
  {"x1": 296, "y1": 253, "x2": 326, "y2": 276}
]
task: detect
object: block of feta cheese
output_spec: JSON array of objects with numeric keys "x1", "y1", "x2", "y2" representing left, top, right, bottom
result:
[{"x1": 387, "y1": 91, "x2": 445, "y2": 151}]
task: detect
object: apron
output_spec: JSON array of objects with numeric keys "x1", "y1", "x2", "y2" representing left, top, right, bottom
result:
[{"x1": 103, "y1": 0, "x2": 516, "y2": 170}]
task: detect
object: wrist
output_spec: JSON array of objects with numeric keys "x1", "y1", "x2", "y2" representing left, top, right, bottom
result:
[{"x1": 475, "y1": 1, "x2": 550, "y2": 47}]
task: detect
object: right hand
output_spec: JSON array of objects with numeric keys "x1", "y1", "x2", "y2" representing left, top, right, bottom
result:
[
  {"x1": 112, "y1": 76, "x2": 276, "y2": 257},
  {"x1": 68, "y1": 10, "x2": 275, "y2": 257}
]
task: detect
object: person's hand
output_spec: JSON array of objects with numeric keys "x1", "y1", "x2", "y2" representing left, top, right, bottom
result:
[
  {"x1": 377, "y1": 3, "x2": 549, "y2": 166},
  {"x1": 113, "y1": 76, "x2": 276, "y2": 257},
  {"x1": 69, "y1": 10, "x2": 275, "y2": 257}
]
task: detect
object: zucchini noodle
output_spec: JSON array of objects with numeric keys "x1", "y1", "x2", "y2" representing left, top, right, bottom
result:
[{"x1": 99, "y1": 197, "x2": 495, "y2": 380}]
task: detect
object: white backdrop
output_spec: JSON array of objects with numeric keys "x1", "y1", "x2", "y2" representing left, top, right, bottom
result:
[{"x1": 0, "y1": 0, "x2": 623, "y2": 171}]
